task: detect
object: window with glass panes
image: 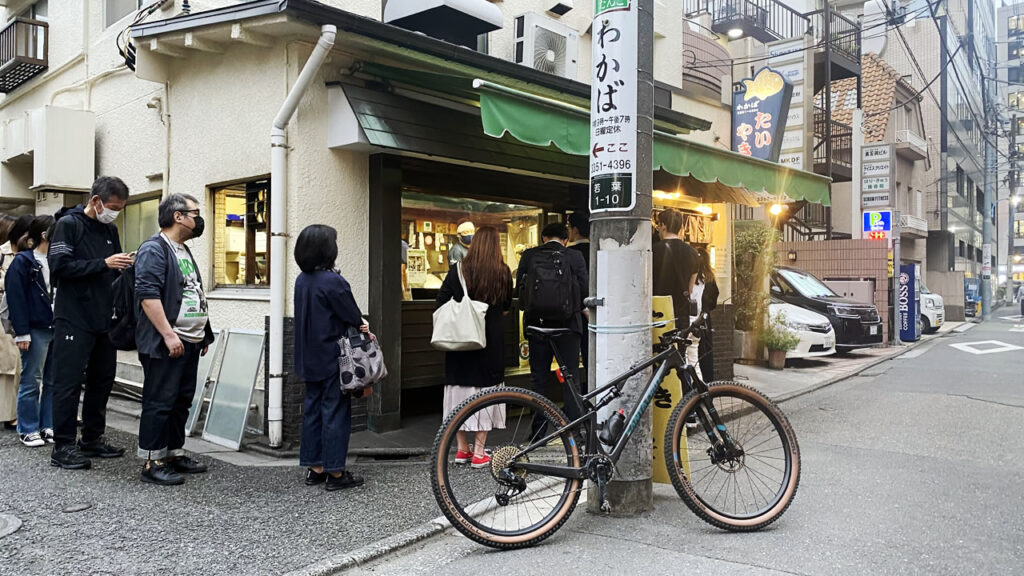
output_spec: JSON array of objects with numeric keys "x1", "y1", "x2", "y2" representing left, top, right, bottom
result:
[
  {"x1": 213, "y1": 179, "x2": 270, "y2": 287},
  {"x1": 105, "y1": 0, "x2": 145, "y2": 28},
  {"x1": 114, "y1": 195, "x2": 160, "y2": 254}
]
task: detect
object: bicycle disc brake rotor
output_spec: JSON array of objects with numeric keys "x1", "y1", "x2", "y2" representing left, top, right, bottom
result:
[
  {"x1": 491, "y1": 445, "x2": 528, "y2": 481},
  {"x1": 709, "y1": 439, "x2": 746, "y2": 472}
]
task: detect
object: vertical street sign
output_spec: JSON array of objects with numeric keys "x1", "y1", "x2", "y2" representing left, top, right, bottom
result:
[
  {"x1": 731, "y1": 67, "x2": 793, "y2": 162},
  {"x1": 590, "y1": 0, "x2": 638, "y2": 213}
]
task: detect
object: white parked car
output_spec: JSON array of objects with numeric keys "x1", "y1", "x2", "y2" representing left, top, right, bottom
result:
[
  {"x1": 769, "y1": 300, "x2": 836, "y2": 359},
  {"x1": 920, "y1": 281, "x2": 944, "y2": 334}
]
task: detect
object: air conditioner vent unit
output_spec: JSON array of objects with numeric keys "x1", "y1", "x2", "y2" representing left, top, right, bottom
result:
[{"x1": 513, "y1": 13, "x2": 578, "y2": 80}]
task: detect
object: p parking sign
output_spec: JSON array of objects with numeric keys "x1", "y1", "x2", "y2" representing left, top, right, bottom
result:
[{"x1": 863, "y1": 210, "x2": 892, "y2": 234}]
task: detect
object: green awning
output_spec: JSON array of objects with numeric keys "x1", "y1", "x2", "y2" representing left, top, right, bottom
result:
[{"x1": 476, "y1": 81, "x2": 832, "y2": 207}]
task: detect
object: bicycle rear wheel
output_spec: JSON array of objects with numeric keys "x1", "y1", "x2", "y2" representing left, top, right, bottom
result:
[
  {"x1": 665, "y1": 382, "x2": 800, "y2": 531},
  {"x1": 430, "y1": 387, "x2": 582, "y2": 549}
]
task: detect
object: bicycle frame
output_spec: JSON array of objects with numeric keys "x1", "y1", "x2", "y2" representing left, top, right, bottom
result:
[{"x1": 512, "y1": 339, "x2": 707, "y2": 480}]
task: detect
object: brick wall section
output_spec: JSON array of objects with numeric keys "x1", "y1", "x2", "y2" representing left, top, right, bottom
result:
[
  {"x1": 710, "y1": 304, "x2": 734, "y2": 381},
  {"x1": 263, "y1": 317, "x2": 369, "y2": 450},
  {"x1": 775, "y1": 240, "x2": 892, "y2": 341}
]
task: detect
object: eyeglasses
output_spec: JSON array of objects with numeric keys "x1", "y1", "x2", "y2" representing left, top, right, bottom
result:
[{"x1": 180, "y1": 209, "x2": 200, "y2": 218}]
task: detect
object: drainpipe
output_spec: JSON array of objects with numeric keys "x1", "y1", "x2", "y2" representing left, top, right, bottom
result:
[{"x1": 268, "y1": 25, "x2": 336, "y2": 447}]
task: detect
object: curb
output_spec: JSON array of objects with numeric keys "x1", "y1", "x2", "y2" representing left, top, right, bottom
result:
[{"x1": 284, "y1": 516, "x2": 451, "y2": 576}]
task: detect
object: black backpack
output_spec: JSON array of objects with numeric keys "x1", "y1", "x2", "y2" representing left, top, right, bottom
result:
[
  {"x1": 521, "y1": 248, "x2": 577, "y2": 321},
  {"x1": 109, "y1": 265, "x2": 137, "y2": 351}
]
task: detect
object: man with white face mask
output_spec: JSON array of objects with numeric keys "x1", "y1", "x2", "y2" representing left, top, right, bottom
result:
[{"x1": 47, "y1": 176, "x2": 132, "y2": 470}]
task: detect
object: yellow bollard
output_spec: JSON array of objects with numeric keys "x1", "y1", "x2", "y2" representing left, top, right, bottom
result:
[{"x1": 651, "y1": 296, "x2": 689, "y2": 484}]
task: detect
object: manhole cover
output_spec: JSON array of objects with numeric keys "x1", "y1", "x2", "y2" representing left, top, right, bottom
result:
[
  {"x1": 62, "y1": 503, "x2": 91, "y2": 514},
  {"x1": 0, "y1": 514, "x2": 23, "y2": 539}
]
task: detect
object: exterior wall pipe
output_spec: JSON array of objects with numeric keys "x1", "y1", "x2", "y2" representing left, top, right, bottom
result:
[{"x1": 268, "y1": 24, "x2": 336, "y2": 447}]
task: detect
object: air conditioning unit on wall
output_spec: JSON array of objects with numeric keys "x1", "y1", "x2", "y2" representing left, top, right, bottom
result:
[{"x1": 513, "y1": 13, "x2": 579, "y2": 80}]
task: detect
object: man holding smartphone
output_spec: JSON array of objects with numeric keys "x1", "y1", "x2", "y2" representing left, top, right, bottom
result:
[{"x1": 48, "y1": 176, "x2": 134, "y2": 470}]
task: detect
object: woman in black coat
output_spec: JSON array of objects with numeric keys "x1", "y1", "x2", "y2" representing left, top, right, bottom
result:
[{"x1": 435, "y1": 226, "x2": 512, "y2": 469}]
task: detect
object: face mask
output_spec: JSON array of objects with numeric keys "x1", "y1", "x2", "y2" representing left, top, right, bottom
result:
[
  {"x1": 188, "y1": 215, "x2": 205, "y2": 239},
  {"x1": 460, "y1": 234, "x2": 473, "y2": 245},
  {"x1": 96, "y1": 200, "x2": 120, "y2": 224}
]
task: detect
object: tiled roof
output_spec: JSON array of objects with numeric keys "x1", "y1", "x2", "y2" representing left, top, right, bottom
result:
[{"x1": 820, "y1": 53, "x2": 915, "y2": 143}]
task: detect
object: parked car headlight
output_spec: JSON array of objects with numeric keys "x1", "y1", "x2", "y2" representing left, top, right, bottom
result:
[
  {"x1": 785, "y1": 321, "x2": 814, "y2": 331},
  {"x1": 828, "y1": 305, "x2": 860, "y2": 317}
]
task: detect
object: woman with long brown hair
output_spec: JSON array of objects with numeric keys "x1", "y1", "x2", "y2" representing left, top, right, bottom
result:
[{"x1": 435, "y1": 226, "x2": 512, "y2": 469}]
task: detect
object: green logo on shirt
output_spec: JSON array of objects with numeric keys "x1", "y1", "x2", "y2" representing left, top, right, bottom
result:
[{"x1": 178, "y1": 257, "x2": 195, "y2": 276}]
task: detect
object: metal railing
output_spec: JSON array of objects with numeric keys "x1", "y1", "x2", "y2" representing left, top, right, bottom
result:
[
  {"x1": 0, "y1": 17, "x2": 48, "y2": 92},
  {"x1": 684, "y1": 0, "x2": 809, "y2": 42},
  {"x1": 807, "y1": 9, "x2": 861, "y2": 65},
  {"x1": 813, "y1": 107, "x2": 853, "y2": 169}
]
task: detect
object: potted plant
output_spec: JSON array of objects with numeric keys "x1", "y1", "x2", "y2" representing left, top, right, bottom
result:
[
  {"x1": 760, "y1": 311, "x2": 800, "y2": 370},
  {"x1": 733, "y1": 223, "x2": 780, "y2": 363}
]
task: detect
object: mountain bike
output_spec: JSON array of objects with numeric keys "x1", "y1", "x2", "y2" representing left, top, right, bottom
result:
[{"x1": 429, "y1": 313, "x2": 801, "y2": 549}]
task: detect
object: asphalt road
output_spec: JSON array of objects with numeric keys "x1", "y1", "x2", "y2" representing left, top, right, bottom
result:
[{"x1": 352, "y1": 318, "x2": 1024, "y2": 576}]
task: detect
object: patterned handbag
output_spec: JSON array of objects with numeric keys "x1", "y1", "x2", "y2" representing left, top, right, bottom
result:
[{"x1": 337, "y1": 327, "x2": 387, "y2": 393}]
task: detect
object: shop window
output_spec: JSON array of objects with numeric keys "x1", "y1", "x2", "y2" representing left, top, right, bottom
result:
[
  {"x1": 213, "y1": 179, "x2": 270, "y2": 287},
  {"x1": 105, "y1": 0, "x2": 144, "y2": 28},
  {"x1": 401, "y1": 192, "x2": 543, "y2": 298},
  {"x1": 1010, "y1": 67, "x2": 1024, "y2": 85},
  {"x1": 1010, "y1": 92, "x2": 1024, "y2": 111},
  {"x1": 1015, "y1": 220, "x2": 1024, "y2": 239},
  {"x1": 114, "y1": 195, "x2": 160, "y2": 254}
]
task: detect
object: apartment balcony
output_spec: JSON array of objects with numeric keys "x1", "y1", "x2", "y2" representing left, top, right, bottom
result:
[
  {"x1": 813, "y1": 106, "x2": 853, "y2": 182},
  {"x1": 685, "y1": 0, "x2": 806, "y2": 43},
  {"x1": 899, "y1": 214, "x2": 928, "y2": 239},
  {"x1": 808, "y1": 8, "x2": 861, "y2": 93},
  {"x1": 682, "y1": 26, "x2": 731, "y2": 100},
  {"x1": 0, "y1": 18, "x2": 48, "y2": 93},
  {"x1": 894, "y1": 129, "x2": 927, "y2": 161}
]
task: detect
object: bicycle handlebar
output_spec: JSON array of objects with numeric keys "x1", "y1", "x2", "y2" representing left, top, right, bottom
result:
[{"x1": 659, "y1": 312, "x2": 710, "y2": 347}]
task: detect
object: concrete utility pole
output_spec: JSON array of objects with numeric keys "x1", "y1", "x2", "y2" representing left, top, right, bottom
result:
[
  {"x1": 588, "y1": 0, "x2": 654, "y2": 516},
  {"x1": 982, "y1": 56, "x2": 995, "y2": 321},
  {"x1": 892, "y1": 210, "x2": 901, "y2": 346}
]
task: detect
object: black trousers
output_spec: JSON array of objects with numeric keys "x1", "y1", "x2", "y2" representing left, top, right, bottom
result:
[
  {"x1": 527, "y1": 332, "x2": 582, "y2": 441},
  {"x1": 138, "y1": 341, "x2": 202, "y2": 460},
  {"x1": 51, "y1": 320, "x2": 117, "y2": 447},
  {"x1": 698, "y1": 317, "x2": 715, "y2": 382}
]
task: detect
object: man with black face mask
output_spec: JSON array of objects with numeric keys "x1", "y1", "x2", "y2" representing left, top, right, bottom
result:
[{"x1": 134, "y1": 193, "x2": 215, "y2": 485}]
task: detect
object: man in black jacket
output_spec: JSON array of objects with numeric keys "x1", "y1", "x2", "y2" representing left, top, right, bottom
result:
[
  {"x1": 48, "y1": 177, "x2": 134, "y2": 470},
  {"x1": 135, "y1": 193, "x2": 214, "y2": 485},
  {"x1": 517, "y1": 222, "x2": 588, "y2": 440}
]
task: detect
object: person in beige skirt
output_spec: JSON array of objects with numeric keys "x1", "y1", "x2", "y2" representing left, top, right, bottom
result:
[
  {"x1": 0, "y1": 214, "x2": 25, "y2": 430},
  {"x1": 435, "y1": 227, "x2": 512, "y2": 469}
]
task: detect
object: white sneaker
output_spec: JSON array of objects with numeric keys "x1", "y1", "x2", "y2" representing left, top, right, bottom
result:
[
  {"x1": 42, "y1": 429, "x2": 55, "y2": 444},
  {"x1": 20, "y1": 432, "x2": 45, "y2": 447}
]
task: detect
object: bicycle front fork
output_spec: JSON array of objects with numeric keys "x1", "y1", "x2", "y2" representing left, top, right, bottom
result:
[{"x1": 681, "y1": 366, "x2": 744, "y2": 461}]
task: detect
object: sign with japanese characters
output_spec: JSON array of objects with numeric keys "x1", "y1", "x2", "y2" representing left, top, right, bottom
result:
[
  {"x1": 590, "y1": 0, "x2": 637, "y2": 212},
  {"x1": 731, "y1": 67, "x2": 793, "y2": 162},
  {"x1": 861, "y1": 144, "x2": 894, "y2": 211}
]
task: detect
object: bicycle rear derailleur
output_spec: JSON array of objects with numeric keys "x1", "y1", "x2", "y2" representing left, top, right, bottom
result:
[{"x1": 587, "y1": 455, "x2": 615, "y2": 514}]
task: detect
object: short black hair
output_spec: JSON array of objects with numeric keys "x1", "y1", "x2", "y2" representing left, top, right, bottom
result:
[
  {"x1": 8, "y1": 214, "x2": 33, "y2": 250},
  {"x1": 22, "y1": 215, "x2": 55, "y2": 251},
  {"x1": 91, "y1": 176, "x2": 129, "y2": 203},
  {"x1": 567, "y1": 211, "x2": 590, "y2": 238},
  {"x1": 541, "y1": 222, "x2": 569, "y2": 241},
  {"x1": 294, "y1": 224, "x2": 338, "y2": 274},
  {"x1": 657, "y1": 209, "x2": 684, "y2": 235},
  {"x1": 158, "y1": 193, "x2": 200, "y2": 228}
]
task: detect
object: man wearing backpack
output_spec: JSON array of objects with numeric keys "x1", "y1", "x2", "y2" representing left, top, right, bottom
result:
[
  {"x1": 134, "y1": 193, "x2": 214, "y2": 485},
  {"x1": 517, "y1": 222, "x2": 588, "y2": 440},
  {"x1": 48, "y1": 177, "x2": 134, "y2": 470}
]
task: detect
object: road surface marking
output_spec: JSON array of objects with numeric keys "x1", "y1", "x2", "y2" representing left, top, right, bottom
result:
[
  {"x1": 949, "y1": 340, "x2": 1024, "y2": 355},
  {"x1": 953, "y1": 323, "x2": 977, "y2": 333}
]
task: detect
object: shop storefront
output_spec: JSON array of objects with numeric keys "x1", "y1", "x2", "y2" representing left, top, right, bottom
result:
[{"x1": 130, "y1": 0, "x2": 830, "y2": 441}]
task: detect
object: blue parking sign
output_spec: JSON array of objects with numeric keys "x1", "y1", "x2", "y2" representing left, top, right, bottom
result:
[{"x1": 863, "y1": 210, "x2": 892, "y2": 233}]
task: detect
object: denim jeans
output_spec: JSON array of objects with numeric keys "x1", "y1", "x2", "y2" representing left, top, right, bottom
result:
[
  {"x1": 17, "y1": 328, "x2": 54, "y2": 435},
  {"x1": 299, "y1": 371, "x2": 352, "y2": 473},
  {"x1": 138, "y1": 341, "x2": 202, "y2": 460}
]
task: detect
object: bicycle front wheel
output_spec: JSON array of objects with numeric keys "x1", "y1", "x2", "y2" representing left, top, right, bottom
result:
[
  {"x1": 430, "y1": 387, "x2": 582, "y2": 549},
  {"x1": 665, "y1": 382, "x2": 800, "y2": 531}
]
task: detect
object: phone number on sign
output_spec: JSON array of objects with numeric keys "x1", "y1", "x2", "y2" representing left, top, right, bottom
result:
[{"x1": 591, "y1": 160, "x2": 632, "y2": 172}]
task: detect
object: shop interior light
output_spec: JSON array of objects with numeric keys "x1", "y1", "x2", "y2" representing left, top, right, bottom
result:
[
  {"x1": 709, "y1": 246, "x2": 716, "y2": 268},
  {"x1": 695, "y1": 204, "x2": 713, "y2": 215},
  {"x1": 727, "y1": 28, "x2": 744, "y2": 39},
  {"x1": 1015, "y1": 254, "x2": 1023, "y2": 263},
  {"x1": 1013, "y1": 196, "x2": 1022, "y2": 206},
  {"x1": 769, "y1": 203, "x2": 786, "y2": 216},
  {"x1": 653, "y1": 190, "x2": 682, "y2": 200}
]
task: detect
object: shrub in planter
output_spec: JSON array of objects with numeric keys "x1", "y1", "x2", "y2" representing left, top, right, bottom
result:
[
  {"x1": 734, "y1": 224, "x2": 780, "y2": 361},
  {"x1": 760, "y1": 311, "x2": 800, "y2": 370}
]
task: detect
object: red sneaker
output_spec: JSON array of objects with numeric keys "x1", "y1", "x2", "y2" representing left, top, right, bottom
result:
[
  {"x1": 455, "y1": 450, "x2": 473, "y2": 464},
  {"x1": 471, "y1": 454, "x2": 491, "y2": 469}
]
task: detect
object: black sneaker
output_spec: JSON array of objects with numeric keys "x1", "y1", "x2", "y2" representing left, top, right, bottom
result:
[
  {"x1": 167, "y1": 455, "x2": 208, "y2": 474},
  {"x1": 305, "y1": 468, "x2": 327, "y2": 486},
  {"x1": 325, "y1": 470, "x2": 364, "y2": 491},
  {"x1": 50, "y1": 444, "x2": 92, "y2": 470},
  {"x1": 140, "y1": 460, "x2": 185, "y2": 486},
  {"x1": 77, "y1": 438, "x2": 125, "y2": 459}
]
